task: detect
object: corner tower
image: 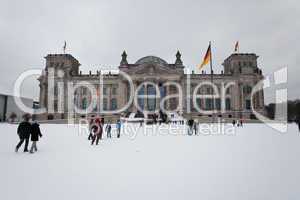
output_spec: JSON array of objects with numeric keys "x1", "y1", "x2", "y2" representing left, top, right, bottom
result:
[
  {"x1": 222, "y1": 53, "x2": 261, "y2": 75},
  {"x1": 38, "y1": 54, "x2": 80, "y2": 119}
]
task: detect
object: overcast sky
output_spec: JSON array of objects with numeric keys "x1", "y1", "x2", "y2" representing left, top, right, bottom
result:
[{"x1": 0, "y1": 0, "x2": 299, "y2": 103}]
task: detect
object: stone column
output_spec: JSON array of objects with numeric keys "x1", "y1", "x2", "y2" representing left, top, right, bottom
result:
[
  {"x1": 132, "y1": 82, "x2": 137, "y2": 113},
  {"x1": 232, "y1": 82, "x2": 241, "y2": 117},
  {"x1": 39, "y1": 83, "x2": 45, "y2": 108},
  {"x1": 260, "y1": 90, "x2": 265, "y2": 109},
  {"x1": 155, "y1": 81, "x2": 160, "y2": 112},
  {"x1": 117, "y1": 81, "x2": 125, "y2": 110},
  {"x1": 165, "y1": 85, "x2": 170, "y2": 111}
]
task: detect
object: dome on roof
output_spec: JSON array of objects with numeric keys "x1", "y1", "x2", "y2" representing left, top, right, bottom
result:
[{"x1": 135, "y1": 56, "x2": 168, "y2": 65}]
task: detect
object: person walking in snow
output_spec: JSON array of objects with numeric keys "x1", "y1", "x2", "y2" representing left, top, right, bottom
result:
[
  {"x1": 95, "y1": 116, "x2": 101, "y2": 125},
  {"x1": 91, "y1": 123, "x2": 102, "y2": 145},
  {"x1": 296, "y1": 117, "x2": 300, "y2": 132},
  {"x1": 88, "y1": 118, "x2": 94, "y2": 140},
  {"x1": 30, "y1": 120, "x2": 43, "y2": 153},
  {"x1": 140, "y1": 120, "x2": 143, "y2": 127},
  {"x1": 193, "y1": 119, "x2": 198, "y2": 135},
  {"x1": 106, "y1": 122, "x2": 112, "y2": 138},
  {"x1": 116, "y1": 120, "x2": 121, "y2": 138},
  {"x1": 187, "y1": 118, "x2": 194, "y2": 136},
  {"x1": 240, "y1": 118, "x2": 244, "y2": 127},
  {"x1": 232, "y1": 119, "x2": 236, "y2": 127},
  {"x1": 15, "y1": 114, "x2": 32, "y2": 152}
]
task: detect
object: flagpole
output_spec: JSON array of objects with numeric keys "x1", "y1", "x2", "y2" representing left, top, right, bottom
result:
[
  {"x1": 63, "y1": 41, "x2": 66, "y2": 54},
  {"x1": 209, "y1": 41, "x2": 214, "y2": 123}
]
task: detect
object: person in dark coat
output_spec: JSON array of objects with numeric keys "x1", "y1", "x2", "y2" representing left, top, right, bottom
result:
[
  {"x1": 30, "y1": 121, "x2": 43, "y2": 153},
  {"x1": 15, "y1": 114, "x2": 31, "y2": 152},
  {"x1": 240, "y1": 118, "x2": 244, "y2": 127},
  {"x1": 91, "y1": 123, "x2": 102, "y2": 145},
  {"x1": 187, "y1": 119, "x2": 194, "y2": 136},
  {"x1": 193, "y1": 119, "x2": 198, "y2": 135},
  {"x1": 296, "y1": 117, "x2": 300, "y2": 132},
  {"x1": 95, "y1": 117, "x2": 101, "y2": 125},
  {"x1": 232, "y1": 120, "x2": 236, "y2": 127},
  {"x1": 105, "y1": 122, "x2": 112, "y2": 138},
  {"x1": 88, "y1": 118, "x2": 94, "y2": 140},
  {"x1": 116, "y1": 120, "x2": 121, "y2": 138}
]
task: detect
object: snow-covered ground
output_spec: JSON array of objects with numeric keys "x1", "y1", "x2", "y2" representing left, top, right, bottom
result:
[{"x1": 0, "y1": 123, "x2": 299, "y2": 200}]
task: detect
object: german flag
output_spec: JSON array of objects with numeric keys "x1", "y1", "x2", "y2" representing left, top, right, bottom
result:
[{"x1": 199, "y1": 44, "x2": 211, "y2": 69}]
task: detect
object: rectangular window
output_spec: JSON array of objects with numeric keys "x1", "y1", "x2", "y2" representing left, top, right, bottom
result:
[
  {"x1": 195, "y1": 98, "x2": 203, "y2": 111},
  {"x1": 112, "y1": 87, "x2": 118, "y2": 95},
  {"x1": 215, "y1": 98, "x2": 221, "y2": 110},
  {"x1": 226, "y1": 98, "x2": 231, "y2": 110},
  {"x1": 205, "y1": 99, "x2": 213, "y2": 110},
  {"x1": 245, "y1": 100, "x2": 251, "y2": 110},
  {"x1": 103, "y1": 87, "x2": 107, "y2": 95},
  {"x1": 111, "y1": 98, "x2": 117, "y2": 110},
  {"x1": 103, "y1": 98, "x2": 108, "y2": 110}
]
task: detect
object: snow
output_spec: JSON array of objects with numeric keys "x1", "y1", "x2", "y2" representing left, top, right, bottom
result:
[{"x1": 0, "y1": 123, "x2": 299, "y2": 200}]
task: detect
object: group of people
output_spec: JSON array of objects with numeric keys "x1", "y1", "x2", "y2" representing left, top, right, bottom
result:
[
  {"x1": 88, "y1": 117, "x2": 122, "y2": 145},
  {"x1": 186, "y1": 118, "x2": 246, "y2": 136},
  {"x1": 15, "y1": 114, "x2": 42, "y2": 153},
  {"x1": 232, "y1": 119, "x2": 244, "y2": 127},
  {"x1": 14, "y1": 113, "x2": 299, "y2": 153}
]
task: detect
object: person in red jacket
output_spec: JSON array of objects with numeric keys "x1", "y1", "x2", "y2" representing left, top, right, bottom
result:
[{"x1": 95, "y1": 117, "x2": 101, "y2": 124}]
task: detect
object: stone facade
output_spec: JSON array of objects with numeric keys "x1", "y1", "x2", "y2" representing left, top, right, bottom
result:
[{"x1": 38, "y1": 51, "x2": 265, "y2": 121}]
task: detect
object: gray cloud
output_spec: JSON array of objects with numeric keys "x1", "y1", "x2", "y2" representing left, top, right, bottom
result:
[{"x1": 0, "y1": 0, "x2": 299, "y2": 103}]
